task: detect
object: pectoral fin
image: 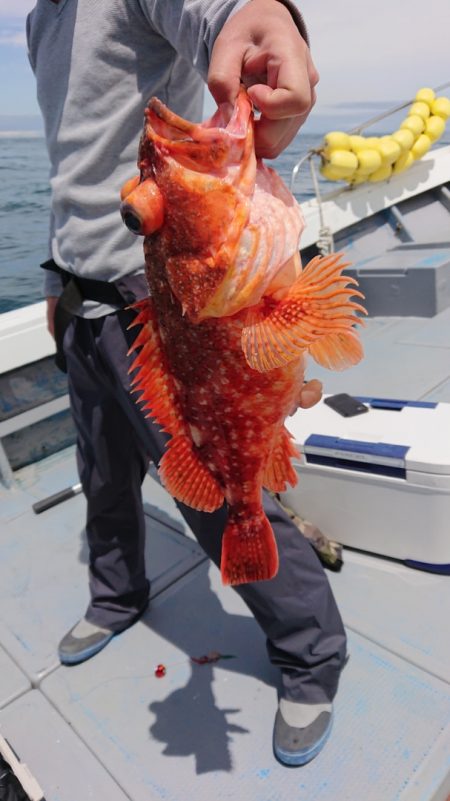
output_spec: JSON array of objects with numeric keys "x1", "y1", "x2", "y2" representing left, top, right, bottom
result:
[
  {"x1": 308, "y1": 329, "x2": 363, "y2": 370},
  {"x1": 241, "y1": 253, "x2": 366, "y2": 372}
]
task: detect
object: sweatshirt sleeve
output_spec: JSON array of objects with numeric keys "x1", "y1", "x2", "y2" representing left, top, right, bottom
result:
[
  {"x1": 27, "y1": 9, "x2": 62, "y2": 297},
  {"x1": 43, "y1": 211, "x2": 63, "y2": 298},
  {"x1": 25, "y1": 12, "x2": 36, "y2": 72},
  {"x1": 137, "y1": 0, "x2": 309, "y2": 80},
  {"x1": 44, "y1": 269, "x2": 63, "y2": 298}
]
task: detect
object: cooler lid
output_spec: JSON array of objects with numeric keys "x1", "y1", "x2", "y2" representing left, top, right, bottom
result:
[{"x1": 286, "y1": 396, "x2": 450, "y2": 478}]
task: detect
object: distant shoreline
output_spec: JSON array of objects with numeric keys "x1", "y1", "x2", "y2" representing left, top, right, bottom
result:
[{"x1": 0, "y1": 131, "x2": 44, "y2": 138}]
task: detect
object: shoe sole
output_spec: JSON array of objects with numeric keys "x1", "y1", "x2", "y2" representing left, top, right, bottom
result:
[
  {"x1": 273, "y1": 712, "x2": 333, "y2": 767},
  {"x1": 59, "y1": 632, "x2": 115, "y2": 666},
  {"x1": 58, "y1": 600, "x2": 151, "y2": 666}
]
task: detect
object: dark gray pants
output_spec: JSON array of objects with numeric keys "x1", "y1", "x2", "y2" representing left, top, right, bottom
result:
[{"x1": 64, "y1": 305, "x2": 347, "y2": 704}]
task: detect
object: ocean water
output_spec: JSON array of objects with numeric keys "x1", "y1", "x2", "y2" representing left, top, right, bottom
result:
[
  {"x1": 0, "y1": 135, "x2": 52, "y2": 314},
  {"x1": 1, "y1": 127, "x2": 449, "y2": 314}
]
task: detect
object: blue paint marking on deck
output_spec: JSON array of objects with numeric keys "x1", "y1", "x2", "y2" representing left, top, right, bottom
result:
[
  {"x1": 77, "y1": 701, "x2": 136, "y2": 763},
  {"x1": 77, "y1": 700, "x2": 171, "y2": 799},
  {"x1": 11, "y1": 631, "x2": 32, "y2": 653},
  {"x1": 398, "y1": 636, "x2": 431, "y2": 657},
  {"x1": 417, "y1": 252, "x2": 450, "y2": 267},
  {"x1": 353, "y1": 256, "x2": 378, "y2": 268},
  {"x1": 257, "y1": 768, "x2": 271, "y2": 779}
]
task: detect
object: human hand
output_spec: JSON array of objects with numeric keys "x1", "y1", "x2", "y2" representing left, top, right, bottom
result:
[
  {"x1": 46, "y1": 296, "x2": 59, "y2": 339},
  {"x1": 208, "y1": 0, "x2": 319, "y2": 159},
  {"x1": 298, "y1": 379, "x2": 322, "y2": 408}
]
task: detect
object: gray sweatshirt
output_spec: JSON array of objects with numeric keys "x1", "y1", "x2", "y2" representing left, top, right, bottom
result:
[{"x1": 26, "y1": 0, "x2": 306, "y2": 313}]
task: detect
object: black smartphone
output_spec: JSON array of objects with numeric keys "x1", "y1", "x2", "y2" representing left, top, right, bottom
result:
[{"x1": 324, "y1": 393, "x2": 369, "y2": 418}]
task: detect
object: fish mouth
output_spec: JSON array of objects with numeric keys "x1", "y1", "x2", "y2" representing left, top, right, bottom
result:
[{"x1": 142, "y1": 88, "x2": 254, "y2": 173}]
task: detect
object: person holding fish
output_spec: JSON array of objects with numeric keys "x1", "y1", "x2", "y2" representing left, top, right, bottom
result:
[{"x1": 27, "y1": 0, "x2": 362, "y2": 767}]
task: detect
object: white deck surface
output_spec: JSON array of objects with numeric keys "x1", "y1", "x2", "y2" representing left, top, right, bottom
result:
[
  {"x1": 1, "y1": 312, "x2": 450, "y2": 800},
  {"x1": 310, "y1": 313, "x2": 450, "y2": 401}
]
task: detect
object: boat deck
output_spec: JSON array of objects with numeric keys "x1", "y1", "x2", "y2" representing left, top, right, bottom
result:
[
  {"x1": 1, "y1": 311, "x2": 450, "y2": 801},
  {"x1": 310, "y1": 310, "x2": 450, "y2": 404}
]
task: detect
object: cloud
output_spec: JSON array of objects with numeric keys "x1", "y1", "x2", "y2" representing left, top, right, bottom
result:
[
  {"x1": 0, "y1": 29, "x2": 26, "y2": 46},
  {"x1": 298, "y1": 0, "x2": 448, "y2": 105},
  {"x1": 331, "y1": 101, "x2": 402, "y2": 110},
  {"x1": 0, "y1": 0, "x2": 35, "y2": 16},
  {"x1": 0, "y1": 14, "x2": 27, "y2": 46}
]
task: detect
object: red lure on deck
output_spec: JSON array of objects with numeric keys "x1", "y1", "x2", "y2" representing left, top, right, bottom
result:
[{"x1": 120, "y1": 89, "x2": 365, "y2": 586}]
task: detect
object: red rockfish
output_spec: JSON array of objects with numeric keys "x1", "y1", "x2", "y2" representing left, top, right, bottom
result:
[{"x1": 120, "y1": 89, "x2": 365, "y2": 586}]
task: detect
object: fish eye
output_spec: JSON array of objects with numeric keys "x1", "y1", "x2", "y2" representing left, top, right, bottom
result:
[{"x1": 121, "y1": 206, "x2": 142, "y2": 235}]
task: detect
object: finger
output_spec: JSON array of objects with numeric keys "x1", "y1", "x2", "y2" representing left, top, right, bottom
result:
[
  {"x1": 251, "y1": 59, "x2": 318, "y2": 157},
  {"x1": 246, "y1": 37, "x2": 319, "y2": 119},
  {"x1": 298, "y1": 379, "x2": 323, "y2": 409},
  {"x1": 253, "y1": 114, "x2": 306, "y2": 159},
  {"x1": 47, "y1": 315, "x2": 55, "y2": 339},
  {"x1": 46, "y1": 296, "x2": 58, "y2": 340},
  {"x1": 248, "y1": 71, "x2": 312, "y2": 121},
  {"x1": 307, "y1": 49, "x2": 320, "y2": 91},
  {"x1": 208, "y1": 34, "x2": 246, "y2": 106}
]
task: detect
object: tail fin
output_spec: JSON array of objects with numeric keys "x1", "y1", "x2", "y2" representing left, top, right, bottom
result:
[{"x1": 221, "y1": 508, "x2": 279, "y2": 585}]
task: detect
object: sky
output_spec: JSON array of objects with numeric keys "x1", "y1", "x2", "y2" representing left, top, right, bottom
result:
[{"x1": 0, "y1": 0, "x2": 448, "y2": 132}]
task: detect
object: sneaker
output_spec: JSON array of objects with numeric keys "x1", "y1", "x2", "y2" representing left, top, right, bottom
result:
[
  {"x1": 58, "y1": 618, "x2": 115, "y2": 665},
  {"x1": 273, "y1": 700, "x2": 333, "y2": 766}
]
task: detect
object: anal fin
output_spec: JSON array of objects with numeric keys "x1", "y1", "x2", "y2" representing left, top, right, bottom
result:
[
  {"x1": 159, "y1": 435, "x2": 224, "y2": 513},
  {"x1": 263, "y1": 427, "x2": 299, "y2": 493}
]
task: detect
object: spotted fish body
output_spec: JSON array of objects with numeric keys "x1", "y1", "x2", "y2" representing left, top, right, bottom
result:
[{"x1": 121, "y1": 90, "x2": 365, "y2": 585}]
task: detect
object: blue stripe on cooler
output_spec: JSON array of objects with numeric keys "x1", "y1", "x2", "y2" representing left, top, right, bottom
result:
[
  {"x1": 304, "y1": 435, "x2": 410, "y2": 467},
  {"x1": 355, "y1": 397, "x2": 437, "y2": 410}
]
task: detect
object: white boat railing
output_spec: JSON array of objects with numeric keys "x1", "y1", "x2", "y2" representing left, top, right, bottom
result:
[
  {"x1": 0, "y1": 301, "x2": 54, "y2": 374},
  {"x1": 0, "y1": 303, "x2": 66, "y2": 487},
  {"x1": 298, "y1": 144, "x2": 450, "y2": 249}
]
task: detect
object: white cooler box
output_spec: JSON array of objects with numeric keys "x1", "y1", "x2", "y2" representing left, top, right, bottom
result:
[{"x1": 282, "y1": 396, "x2": 450, "y2": 573}]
